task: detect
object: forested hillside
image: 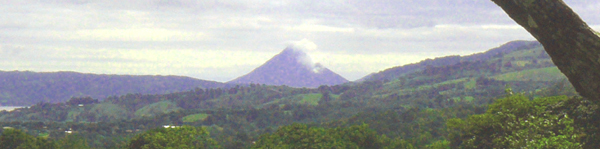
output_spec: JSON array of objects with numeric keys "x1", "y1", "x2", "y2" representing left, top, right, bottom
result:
[
  {"x1": 0, "y1": 71, "x2": 226, "y2": 105},
  {"x1": 0, "y1": 40, "x2": 583, "y2": 148}
]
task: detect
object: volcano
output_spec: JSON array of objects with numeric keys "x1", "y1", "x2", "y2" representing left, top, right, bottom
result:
[{"x1": 228, "y1": 47, "x2": 348, "y2": 88}]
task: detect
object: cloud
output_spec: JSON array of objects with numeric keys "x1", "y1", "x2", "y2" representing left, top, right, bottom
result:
[
  {"x1": 282, "y1": 23, "x2": 355, "y2": 33},
  {"x1": 69, "y1": 28, "x2": 205, "y2": 41},
  {"x1": 0, "y1": 45, "x2": 23, "y2": 56},
  {"x1": 0, "y1": 47, "x2": 276, "y2": 81},
  {"x1": 288, "y1": 38, "x2": 317, "y2": 52},
  {"x1": 0, "y1": 0, "x2": 599, "y2": 82},
  {"x1": 286, "y1": 38, "x2": 323, "y2": 72}
]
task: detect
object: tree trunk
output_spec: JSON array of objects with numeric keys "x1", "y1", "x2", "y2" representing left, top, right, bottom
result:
[{"x1": 491, "y1": 0, "x2": 600, "y2": 101}]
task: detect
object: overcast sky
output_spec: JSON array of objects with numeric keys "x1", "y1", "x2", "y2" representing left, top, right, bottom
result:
[{"x1": 1, "y1": 0, "x2": 599, "y2": 82}]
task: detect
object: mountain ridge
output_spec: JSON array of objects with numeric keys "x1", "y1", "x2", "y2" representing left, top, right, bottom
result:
[
  {"x1": 358, "y1": 40, "x2": 542, "y2": 82},
  {"x1": 0, "y1": 70, "x2": 227, "y2": 105}
]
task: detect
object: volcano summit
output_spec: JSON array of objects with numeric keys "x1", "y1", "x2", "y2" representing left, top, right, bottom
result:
[{"x1": 228, "y1": 47, "x2": 348, "y2": 88}]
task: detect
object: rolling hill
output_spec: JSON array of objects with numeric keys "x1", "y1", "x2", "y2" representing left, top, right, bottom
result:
[{"x1": 358, "y1": 40, "x2": 542, "y2": 82}]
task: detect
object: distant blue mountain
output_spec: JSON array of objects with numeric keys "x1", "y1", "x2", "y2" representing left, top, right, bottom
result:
[{"x1": 0, "y1": 71, "x2": 226, "y2": 106}]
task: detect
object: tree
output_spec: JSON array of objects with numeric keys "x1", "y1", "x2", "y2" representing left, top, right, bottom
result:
[
  {"x1": 252, "y1": 123, "x2": 406, "y2": 149},
  {"x1": 447, "y1": 95, "x2": 581, "y2": 148},
  {"x1": 57, "y1": 134, "x2": 90, "y2": 149},
  {"x1": 252, "y1": 123, "x2": 354, "y2": 149},
  {"x1": 127, "y1": 125, "x2": 221, "y2": 149},
  {"x1": 318, "y1": 91, "x2": 332, "y2": 105},
  {"x1": 491, "y1": 0, "x2": 600, "y2": 101},
  {"x1": 0, "y1": 128, "x2": 57, "y2": 149},
  {"x1": 66, "y1": 96, "x2": 99, "y2": 106}
]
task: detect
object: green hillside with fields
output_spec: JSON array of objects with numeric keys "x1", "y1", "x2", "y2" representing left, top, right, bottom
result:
[
  {"x1": 492, "y1": 67, "x2": 565, "y2": 81},
  {"x1": 0, "y1": 40, "x2": 583, "y2": 148}
]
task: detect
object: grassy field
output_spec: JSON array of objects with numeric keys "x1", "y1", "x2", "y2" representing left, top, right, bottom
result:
[
  {"x1": 464, "y1": 79, "x2": 476, "y2": 89},
  {"x1": 90, "y1": 103, "x2": 128, "y2": 120},
  {"x1": 331, "y1": 94, "x2": 340, "y2": 99},
  {"x1": 258, "y1": 93, "x2": 338, "y2": 108},
  {"x1": 182, "y1": 113, "x2": 210, "y2": 122},
  {"x1": 451, "y1": 96, "x2": 475, "y2": 102},
  {"x1": 135, "y1": 101, "x2": 181, "y2": 117},
  {"x1": 299, "y1": 93, "x2": 322, "y2": 106},
  {"x1": 464, "y1": 96, "x2": 475, "y2": 102},
  {"x1": 394, "y1": 77, "x2": 468, "y2": 95},
  {"x1": 66, "y1": 108, "x2": 84, "y2": 122},
  {"x1": 503, "y1": 46, "x2": 543, "y2": 60},
  {"x1": 511, "y1": 60, "x2": 531, "y2": 67},
  {"x1": 493, "y1": 67, "x2": 565, "y2": 81}
]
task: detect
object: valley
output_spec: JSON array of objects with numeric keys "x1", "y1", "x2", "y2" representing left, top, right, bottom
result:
[
  {"x1": 0, "y1": 40, "x2": 585, "y2": 148},
  {"x1": 3, "y1": 0, "x2": 600, "y2": 148}
]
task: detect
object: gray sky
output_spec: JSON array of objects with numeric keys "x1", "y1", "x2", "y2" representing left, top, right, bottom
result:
[{"x1": 1, "y1": 0, "x2": 599, "y2": 82}]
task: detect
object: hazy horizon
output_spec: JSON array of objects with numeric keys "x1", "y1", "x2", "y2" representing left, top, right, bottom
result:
[{"x1": 1, "y1": 0, "x2": 599, "y2": 82}]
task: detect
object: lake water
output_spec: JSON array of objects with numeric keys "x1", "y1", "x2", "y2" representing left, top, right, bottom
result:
[{"x1": 0, "y1": 106, "x2": 26, "y2": 112}]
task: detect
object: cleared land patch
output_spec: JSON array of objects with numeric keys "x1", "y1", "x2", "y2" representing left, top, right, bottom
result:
[
  {"x1": 182, "y1": 113, "x2": 210, "y2": 122},
  {"x1": 493, "y1": 67, "x2": 565, "y2": 81}
]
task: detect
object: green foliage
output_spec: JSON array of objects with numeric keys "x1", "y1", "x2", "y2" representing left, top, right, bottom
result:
[
  {"x1": 535, "y1": 79, "x2": 578, "y2": 97},
  {"x1": 448, "y1": 94, "x2": 581, "y2": 148},
  {"x1": 127, "y1": 125, "x2": 221, "y2": 149},
  {"x1": 252, "y1": 123, "x2": 355, "y2": 149},
  {"x1": 252, "y1": 123, "x2": 408, "y2": 149},
  {"x1": 425, "y1": 140, "x2": 450, "y2": 149},
  {"x1": 559, "y1": 97, "x2": 600, "y2": 148},
  {"x1": 65, "y1": 97, "x2": 99, "y2": 106},
  {"x1": 57, "y1": 134, "x2": 91, "y2": 149},
  {"x1": 385, "y1": 138, "x2": 415, "y2": 149},
  {"x1": 0, "y1": 128, "x2": 57, "y2": 149}
]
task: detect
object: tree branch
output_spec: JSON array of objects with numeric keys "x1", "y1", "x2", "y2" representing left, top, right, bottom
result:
[{"x1": 492, "y1": 0, "x2": 600, "y2": 101}]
